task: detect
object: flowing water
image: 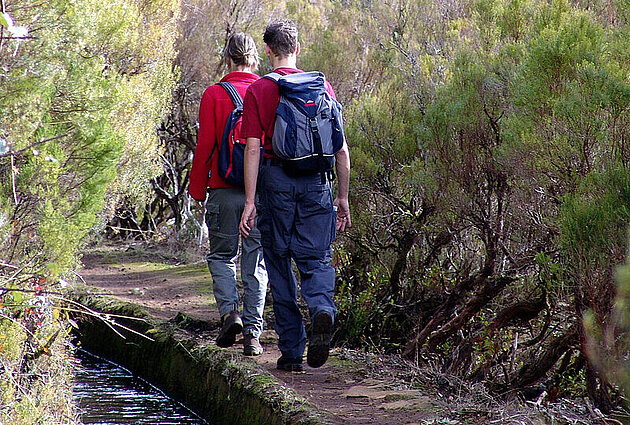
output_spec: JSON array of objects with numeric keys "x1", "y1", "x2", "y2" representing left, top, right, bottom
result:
[{"x1": 73, "y1": 350, "x2": 210, "y2": 425}]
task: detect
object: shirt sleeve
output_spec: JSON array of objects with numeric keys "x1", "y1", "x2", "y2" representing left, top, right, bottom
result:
[
  {"x1": 189, "y1": 88, "x2": 216, "y2": 201},
  {"x1": 241, "y1": 86, "x2": 264, "y2": 140},
  {"x1": 325, "y1": 81, "x2": 337, "y2": 100}
]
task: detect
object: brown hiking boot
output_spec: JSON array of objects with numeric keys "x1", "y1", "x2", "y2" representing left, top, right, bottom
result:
[
  {"x1": 243, "y1": 334, "x2": 263, "y2": 356},
  {"x1": 216, "y1": 311, "x2": 243, "y2": 348}
]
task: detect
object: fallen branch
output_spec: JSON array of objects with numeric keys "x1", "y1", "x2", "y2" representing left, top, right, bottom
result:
[{"x1": 50, "y1": 295, "x2": 154, "y2": 342}]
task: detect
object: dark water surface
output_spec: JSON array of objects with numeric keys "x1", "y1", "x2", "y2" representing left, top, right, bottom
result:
[{"x1": 73, "y1": 350, "x2": 209, "y2": 425}]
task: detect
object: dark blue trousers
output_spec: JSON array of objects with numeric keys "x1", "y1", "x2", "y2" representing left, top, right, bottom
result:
[{"x1": 258, "y1": 164, "x2": 337, "y2": 358}]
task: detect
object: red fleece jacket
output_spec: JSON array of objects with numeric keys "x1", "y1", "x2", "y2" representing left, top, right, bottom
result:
[{"x1": 188, "y1": 71, "x2": 260, "y2": 201}]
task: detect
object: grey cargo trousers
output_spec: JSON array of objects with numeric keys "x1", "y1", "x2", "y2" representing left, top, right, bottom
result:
[{"x1": 205, "y1": 187, "x2": 268, "y2": 338}]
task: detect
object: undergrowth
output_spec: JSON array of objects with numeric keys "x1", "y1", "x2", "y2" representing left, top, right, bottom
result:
[{"x1": 0, "y1": 271, "x2": 80, "y2": 424}]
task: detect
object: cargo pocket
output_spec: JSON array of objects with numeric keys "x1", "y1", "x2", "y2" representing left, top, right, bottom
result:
[
  {"x1": 295, "y1": 184, "x2": 334, "y2": 255},
  {"x1": 205, "y1": 203, "x2": 220, "y2": 234},
  {"x1": 304, "y1": 184, "x2": 333, "y2": 214}
]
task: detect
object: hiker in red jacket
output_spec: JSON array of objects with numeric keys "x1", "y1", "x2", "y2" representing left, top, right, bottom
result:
[{"x1": 189, "y1": 33, "x2": 268, "y2": 356}]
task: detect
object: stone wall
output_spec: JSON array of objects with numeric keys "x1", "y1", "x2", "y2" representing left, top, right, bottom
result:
[{"x1": 73, "y1": 295, "x2": 332, "y2": 425}]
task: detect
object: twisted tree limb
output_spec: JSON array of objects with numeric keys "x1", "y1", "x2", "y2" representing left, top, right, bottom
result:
[
  {"x1": 425, "y1": 275, "x2": 515, "y2": 351},
  {"x1": 509, "y1": 323, "x2": 579, "y2": 389}
]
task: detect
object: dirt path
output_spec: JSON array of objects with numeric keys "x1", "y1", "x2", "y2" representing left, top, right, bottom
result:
[
  {"x1": 77, "y1": 244, "x2": 606, "y2": 425},
  {"x1": 77, "y1": 245, "x2": 436, "y2": 425}
]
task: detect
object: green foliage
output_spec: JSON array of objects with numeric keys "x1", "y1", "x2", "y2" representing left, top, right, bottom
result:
[
  {"x1": 535, "y1": 252, "x2": 561, "y2": 291},
  {"x1": 334, "y1": 248, "x2": 389, "y2": 346},
  {"x1": 582, "y1": 235, "x2": 630, "y2": 410},
  {"x1": 347, "y1": 76, "x2": 423, "y2": 185},
  {"x1": 561, "y1": 168, "x2": 630, "y2": 265},
  {"x1": 560, "y1": 167, "x2": 630, "y2": 329},
  {"x1": 294, "y1": 0, "x2": 392, "y2": 102},
  {"x1": 0, "y1": 0, "x2": 179, "y2": 421},
  {"x1": 0, "y1": 0, "x2": 179, "y2": 273},
  {"x1": 0, "y1": 275, "x2": 79, "y2": 424},
  {"x1": 606, "y1": 249, "x2": 630, "y2": 397},
  {"x1": 324, "y1": 1, "x2": 630, "y2": 407}
]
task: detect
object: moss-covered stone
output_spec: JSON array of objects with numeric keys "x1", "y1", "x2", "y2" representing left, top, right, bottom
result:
[{"x1": 71, "y1": 293, "x2": 333, "y2": 425}]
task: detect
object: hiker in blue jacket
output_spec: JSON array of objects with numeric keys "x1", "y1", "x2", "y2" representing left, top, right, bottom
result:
[{"x1": 239, "y1": 21, "x2": 352, "y2": 371}]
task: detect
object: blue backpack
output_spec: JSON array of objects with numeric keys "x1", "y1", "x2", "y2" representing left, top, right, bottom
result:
[
  {"x1": 264, "y1": 71, "x2": 344, "y2": 178},
  {"x1": 207, "y1": 81, "x2": 246, "y2": 187}
]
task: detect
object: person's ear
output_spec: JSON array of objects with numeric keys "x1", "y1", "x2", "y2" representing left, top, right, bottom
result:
[
  {"x1": 295, "y1": 42, "x2": 300, "y2": 56},
  {"x1": 264, "y1": 44, "x2": 272, "y2": 59}
]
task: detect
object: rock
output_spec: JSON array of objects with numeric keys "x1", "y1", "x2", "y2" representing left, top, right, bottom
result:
[
  {"x1": 380, "y1": 397, "x2": 432, "y2": 411},
  {"x1": 342, "y1": 385, "x2": 419, "y2": 401}
]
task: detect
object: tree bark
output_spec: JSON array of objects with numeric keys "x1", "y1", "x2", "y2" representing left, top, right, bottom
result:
[
  {"x1": 425, "y1": 276, "x2": 515, "y2": 351},
  {"x1": 487, "y1": 295, "x2": 547, "y2": 335},
  {"x1": 403, "y1": 264, "x2": 493, "y2": 359},
  {"x1": 509, "y1": 324, "x2": 578, "y2": 389}
]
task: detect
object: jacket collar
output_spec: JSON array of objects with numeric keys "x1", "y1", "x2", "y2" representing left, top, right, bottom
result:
[{"x1": 220, "y1": 71, "x2": 260, "y2": 84}]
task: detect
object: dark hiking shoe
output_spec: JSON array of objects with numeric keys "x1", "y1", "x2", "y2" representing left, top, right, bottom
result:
[
  {"x1": 276, "y1": 356, "x2": 304, "y2": 372},
  {"x1": 216, "y1": 311, "x2": 243, "y2": 348},
  {"x1": 243, "y1": 334, "x2": 263, "y2": 356},
  {"x1": 307, "y1": 311, "x2": 332, "y2": 368}
]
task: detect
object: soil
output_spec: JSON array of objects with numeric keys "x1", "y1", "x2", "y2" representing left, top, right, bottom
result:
[{"x1": 77, "y1": 243, "x2": 606, "y2": 425}]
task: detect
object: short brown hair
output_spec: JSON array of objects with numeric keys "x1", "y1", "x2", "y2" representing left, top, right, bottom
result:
[
  {"x1": 223, "y1": 32, "x2": 259, "y2": 69},
  {"x1": 263, "y1": 20, "x2": 298, "y2": 57}
]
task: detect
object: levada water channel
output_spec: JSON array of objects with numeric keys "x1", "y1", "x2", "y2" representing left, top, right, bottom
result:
[{"x1": 73, "y1": 350, "x2": 210, "y2": 425}]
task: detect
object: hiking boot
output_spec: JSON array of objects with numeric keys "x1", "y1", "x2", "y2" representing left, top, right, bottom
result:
[
  {"x1": 276, "y1": 356, "x2": 304, "y2": 372},
  {"x1": 216, "y1": 311, "x2": 243, "y2": 348},
  {"x1": 243, "y1": 334, "x2": 263, "y2": 356},
  {"x1": 307, "y1": 311, "x2": 332, "y2": 368}
]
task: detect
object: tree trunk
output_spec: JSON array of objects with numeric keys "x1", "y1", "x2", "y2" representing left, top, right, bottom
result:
[
  {"x1": 425, "y1": 275, "x2": 515, "y2": 351},
  {"x1": 403, "y1": 264, "x2": 493, "y2": 359},
  {"x1": 509, "y1": 323, "x2": 578, "y2": 389}
]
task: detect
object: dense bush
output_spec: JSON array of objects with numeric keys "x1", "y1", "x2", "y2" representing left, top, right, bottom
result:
[
  {"x1": 0, "y1": 0, "x2": 179, "y2": 421},
  {"x1": 330, "y1": 0, "x2": 630, "y2": 412}
]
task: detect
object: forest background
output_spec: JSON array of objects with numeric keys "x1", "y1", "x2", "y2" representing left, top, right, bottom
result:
[{"x1": 2, "y1": 0, "x2": 630, "y2": 423}]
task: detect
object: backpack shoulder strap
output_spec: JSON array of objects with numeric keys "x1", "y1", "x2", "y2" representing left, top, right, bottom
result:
[
  {"x1": 206, "y1": 82, "x2": 241, "y2": 165},
  {"x1": 263, "y1": 72, "x2": 281, "y2": 83},
  {"x1": 217, "y1": 81, "x2": 243, "y2": 108}
]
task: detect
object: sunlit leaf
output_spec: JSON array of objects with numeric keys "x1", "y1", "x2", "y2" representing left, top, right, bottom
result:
[
  {"x1": 12, "y1": 291, "x2": 22, "y2": 304},
  {"x1": 0, "y1": 13, "x2": 13, "y2": 28}
]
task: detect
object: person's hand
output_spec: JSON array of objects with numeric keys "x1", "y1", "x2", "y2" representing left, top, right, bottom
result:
[
  {"x1": 240, "y1": 202, "x2": 257, "y2": 238},
  {"x1": 333, "y1": 198, "x2": 351, "y2": 232}
]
